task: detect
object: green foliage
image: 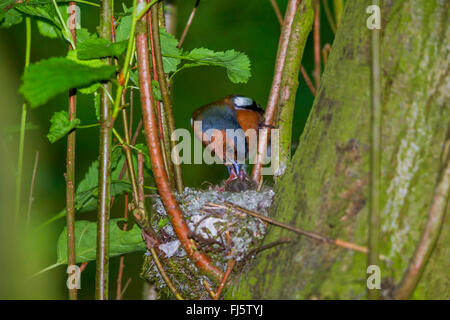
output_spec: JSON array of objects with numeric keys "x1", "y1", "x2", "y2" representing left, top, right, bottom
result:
[
  {"x1": 56, "y1": 219, "x2": 146, "y2": 264},
  {"x1": 46, "y1": 110, "x2": 80, "y2": 143},
  {"x1": 158, "y1": 28, "x2": 181, "y2": 73},
  {"x1": 20, "y1": 57, "x2": 116, "y2": 108},
  {"x1": 151, "y1": 80, "x2": 162, "y2": 100},
  {"x1": 181, "y1": 48, "x2": 251, "y2": 83},
  {"x1": 77, "y1": 38, "x2": 128, "y2": 60},
  {"x1": 0, "y1": 1, "x2": 23, "y2": 28}
]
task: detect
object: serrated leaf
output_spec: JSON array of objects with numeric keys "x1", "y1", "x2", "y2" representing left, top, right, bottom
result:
[
  {"x1": 47, "y1": 110, "x2": 80, "y2": 143},
  {"x1": 20, "y1": 57, "x2": 116, "y2": 108},
  {"x1": 115, "y1": 13, "x2": 132, "y2": 42},
  {"x1": 183, "y1": 48, "x2": 251, "y2": 83},
  {"x1": 56, "y1": 219, "x2": 146, "y2": 264},
  {"x1": 76, "y1": 28, "x2": 95, "y2": 44},
  {"x1": 158, "y1": 28, "x2": 181, "y2": 73},
  {"x1": 0, "y1": 3, "x2": 23, "y2": 28},
  {"x1": 77, "y1": 38, "x2": 128, "y2": 60}
]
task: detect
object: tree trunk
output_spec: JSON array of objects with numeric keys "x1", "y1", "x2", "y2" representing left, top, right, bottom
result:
[{"x1": 229, "y1": 0, "x2": 449, "y2": 299}]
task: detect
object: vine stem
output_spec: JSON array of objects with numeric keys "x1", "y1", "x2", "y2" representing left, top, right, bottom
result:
[
  {"x1": 150, "y1": 5, "x2": 184, "y2": 193},
  {"x1": 134, "y1": 0, "x2": 222, "y2": 281},
  {"x1": 66, "y1": 1, "x2": 78, "y2": 300},
  {"x1": 251, "y1": 0, "x2": 301, "y2": 185},
  {"x1": 368, "y1": 0, "x2": 381, "y2": 300},
  {"x1": 395, "y1": 139, "x2": 450, "y2": 299},
  {"x1": 26, "y1": 150, "x2": 39, "y2": 229},
  {"x1": 15, "y1": 16, "x2": 31, "y2": 221},
  {"x1": 96, "y1": 0, "x2": 113, "y2": 300}
]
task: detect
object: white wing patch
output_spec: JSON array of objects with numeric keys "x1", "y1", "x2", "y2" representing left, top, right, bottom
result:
[{"x1": 233, "y1": 96, "x2": 254, "y2": 108}]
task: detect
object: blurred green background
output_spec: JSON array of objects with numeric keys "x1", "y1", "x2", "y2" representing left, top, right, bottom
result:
[{"x1": 0, "y1": 0, "x2": 334, "y2": 299}]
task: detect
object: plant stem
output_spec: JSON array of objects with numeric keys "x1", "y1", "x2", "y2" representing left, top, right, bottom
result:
[
  {"x1": 26, "y1": 150, "x2": 39, "y2": 229},
  {"x1": 135, "y1": 0, "x2": 222, "y2": 281},
  {"x1": 321, "y1": 0, "x2": 336, "y2": 33},
  {"x1": 149, "y1": 12, "x2": 176, "y2": 189},
  {"x1": 15, "y1": 16, "x2": 31, "y2": 222},
  {"x1": 368, "y1": 3, "x2": 381, "y2": 299},
  {"x1": 251, "y1": 0, "x2": 301, "y2": 186},
  {"x1": 52, "y1": 0, "x2": 76, "y2": 49},
  {"x1": 177, "y1": 0, "x2": 200, "y2": 48},
  {"x1": 96, "y1": 0, "x2": 113, "y2": 300},
  {"x1": 150, "y1": 5, "x2": 184, "y2": 193},
  {"x1": 313, "y1": 0, "x2": 321, "y2": 89},
  {"x1": 395, "y1": 140, "x2": 450, "y2": 299},
  {"x1": 66, "y1": 1, "x2": 78, "y2": 300},
  {"x1": 112, "y1": 0, "x2": 138, "y2": 120},
  {"x1": 332, "y1": 0, "x2": 343, "y2": 27},
  {"x1": 269, "y1": 0, "x2": 283, "y2": 25},
  {"x1": 276, "y1": 0, "x2": 314, "y2": 179}
]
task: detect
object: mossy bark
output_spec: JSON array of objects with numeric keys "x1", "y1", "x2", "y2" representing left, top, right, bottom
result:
[{"x1": 229, "y1": 0, "x2": 449, "y2": 299}]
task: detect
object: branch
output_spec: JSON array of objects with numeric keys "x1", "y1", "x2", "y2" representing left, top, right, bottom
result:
[
  {"x1": 395, "y1": 140, "x2": 450, "y2": 299},
  {"x1": 368, "y1": 2, "x2": 381, "y2": 299},
  {"x1": 313, "y1": 0, "x2": 321, "y2": 89},
  {"x1": 66, "y1": 1, "x2": 78, "y2": 300},
  {"x1": 135, "y1": 0, "x2": 223, "y2": 281},
  {"x1": 96, "y1": 0, "x2": 113, "y2": 300},
  {"x1": 251, "y1": 0, "x2": 302, "y2": 185},
  {"x1": 177, "y1": 0, "x2": 200, "y2": 48},
  {"x1": 276, "y1": 0, "x2": 314, "y2": 179},
  {"x1": 150, "y1": 5, "x2": 184, "y2": 193}
]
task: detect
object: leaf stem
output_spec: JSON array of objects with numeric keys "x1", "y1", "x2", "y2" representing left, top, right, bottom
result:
[{"x1": 51, "y1": 0, "x2": 76, "y2": 49}]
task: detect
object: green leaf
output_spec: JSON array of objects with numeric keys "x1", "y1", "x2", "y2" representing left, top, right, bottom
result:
[
  {"x1": 20, "y1": 57, "x2": 116, "y2": 108},
  {"x1": 76, "y1": 28, "x2": 95, "y2": 44},
  {"x1": 152, "y1": 80, "x2": 162, "y2": 101},
  {"x1": 158, "y1": 28, "x2": 181, "y2": 73},
  {"x1": 182, "y1": 48, "x2": 251, "y2": 83},
  {"x1": 0, "y1": 2, "x2": 23, "y2": 29},
  {"x1": 36, "y1": 19, "x2": 61, "y2": 38},
  {"x1": 77, "y1": 38, "x2": 128, "y2": 60},
  {"x1": 56, "y1": 219, "x2": 146, "y2": 264},
  {"x1": 47, "y1": 110, "x2": 80, "y2": 143},
  {"x1": 115, "y1": 13, "x2": 132, "y2": 42}
]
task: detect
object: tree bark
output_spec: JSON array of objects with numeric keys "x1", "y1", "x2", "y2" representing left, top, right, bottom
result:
[{"x1": 229, "y1": 0, "x2": 449, "y2": 299}]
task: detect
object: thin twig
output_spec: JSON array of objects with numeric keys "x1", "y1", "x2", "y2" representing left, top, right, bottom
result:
[
  {"x1": 26, "y1": 150, "x2": 39, "y2": 230},
  {"x1": 177, "y1": 0, "x2": 200, "y2": 48},
  {"x1": 276, "y1": 0, "x2": 315, "y2": 179},
  {"x1": 116, "y1": 192, "x2": 128, "y2": 300},
  {"x1": 149, "y1": 11, "x2": 176, "y2": 187},
  {"x1": 270, "y1": 0, "x2": 316, "y2": 97},
  {"x1": 322, "y1": 43, "x2": 331, "y2": 67},
  {"x1": 251, "y1": 0, "x2": 301, "y2": 186},
  {"x1": 137, "y1": 153, "x2": 183, "y2": 300},
  {"x1": 269, "y1": 0, "x2": 283, "y2": 26},
  {"x1": 66, "y1": 1, "x2": 77, "y2": 300},
  {"x1": 214, "y1": 259, "x2": 236, "y2": 300},
  {"x1": 313, "y1": 0, "x2": 321, "y2": 89},
  {"x1": 395, "y1": 140, "x2": 450, "y2": 300},
  {"x1": 209, "y1": 202, "x2": 390, "y2": 262},
  {"x1": 120, "y1": 277, "x2": 132, "y2": 298},
  {"x1": 135, "y1": 1, "x2": 222, "y2": 281},
  {"x1": 368, "y1": 1, "x2": 381, "y2": 299},
  {"x1": 301, "y1": 66, "x2": 316, "y2": 96},
  {"x1": 96, "y1": 0, "x2": 113, "y2": 300},
  {"x1": 150, "y1": 6, "x2": 184, "y2": 193},
  {"x1": 321, "y1": 0, "x2": 336, "y2": 33}
]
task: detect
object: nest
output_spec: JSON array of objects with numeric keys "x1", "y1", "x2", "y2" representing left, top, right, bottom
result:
[{"x1": 141, "y1": 186, "x2": 274, "y2": 299}]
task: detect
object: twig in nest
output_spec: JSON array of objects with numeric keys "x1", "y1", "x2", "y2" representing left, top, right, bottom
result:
[
  {"x1": 207, "y1": 202, "x2": 391, "y2": 263},
  {"x1": 214, "y1": 259, "x2": 236, "y2": 300}
]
